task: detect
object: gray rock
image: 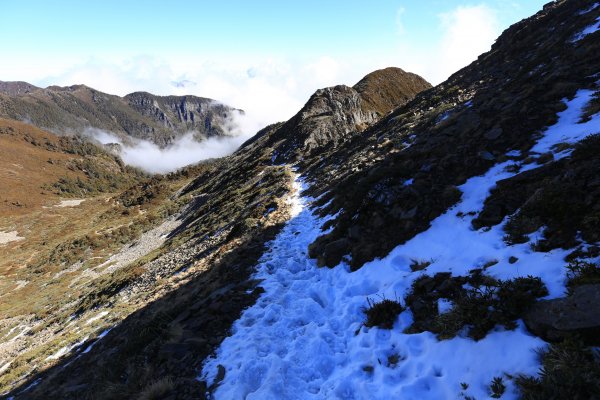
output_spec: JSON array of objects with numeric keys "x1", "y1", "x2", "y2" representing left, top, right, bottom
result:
[
  {"x1": 479, "y1": 150, "x2": 496, "y2": 161},
  {"x1": 484, "y1": 126, "x2": 503, "y2": 140},
  {"x1": 524, "y1": 284, "x2": 600, "y2": 345}
]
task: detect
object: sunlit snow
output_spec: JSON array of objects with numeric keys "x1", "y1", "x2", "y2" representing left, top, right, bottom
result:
[{"x1": 201, "y1": 89, "x2": 600, "y2": 399}]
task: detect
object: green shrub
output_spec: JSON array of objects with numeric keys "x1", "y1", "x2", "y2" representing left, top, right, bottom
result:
[{"x1": 406, "y1": 273, "x2": 547, "y2": 340}]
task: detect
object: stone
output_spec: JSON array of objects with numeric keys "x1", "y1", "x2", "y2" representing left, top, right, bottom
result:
[
  {"x1": 484, "y1": 126, "x2": 503, "y2": 140},
  {"x1": 524, "y1": 284, "x2": 600, "y2": 345},
  {"x1": 479, "y1": 150, "x2": 496, "y2": 161}
]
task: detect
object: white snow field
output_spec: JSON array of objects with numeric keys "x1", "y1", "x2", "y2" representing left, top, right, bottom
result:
[{"x1": 201, "y1": 89, "x2": 600, "y2": 399}]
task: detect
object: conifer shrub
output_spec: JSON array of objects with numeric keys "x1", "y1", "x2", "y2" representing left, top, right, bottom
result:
[{"x1": 489, "y1": 376, "x2": 506, "y2": 398}]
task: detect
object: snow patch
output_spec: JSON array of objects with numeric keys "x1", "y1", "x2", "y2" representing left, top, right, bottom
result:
[
  {"x1": 0, "y1": 231, "x2": 24, "y2": 245},
  {"x1": 572, "y1": 16, "x2": 600, "y2": 42},
  {"x1": 85, "y1": 311, "x2": 109, "y2": 325},
  {"x1": 82, "y1": 328, "x2": 112, "y2": 354},
  {"x1": 45, "y1": 336, "x2": 89, "y2": 361},
  {"x1": 530, "y1": 89, "x2": 599, "y2": 156},
  {"x1": 55, "y1": 199, "x2": 85, "y2": 208}
]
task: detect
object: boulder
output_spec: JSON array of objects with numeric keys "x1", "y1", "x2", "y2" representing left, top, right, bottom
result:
[{"x1": 524, "y1": 284, "x2": 600, "y2": 345}]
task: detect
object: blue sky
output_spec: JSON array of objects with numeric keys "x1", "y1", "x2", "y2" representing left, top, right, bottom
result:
[{"x1": 1, "y1": 0, "x2": 548, "y2": 130}]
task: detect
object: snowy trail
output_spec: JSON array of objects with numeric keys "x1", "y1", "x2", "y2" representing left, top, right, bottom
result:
[{"x1": 201, "y1": 89, "x2": 600, "y2": 399}]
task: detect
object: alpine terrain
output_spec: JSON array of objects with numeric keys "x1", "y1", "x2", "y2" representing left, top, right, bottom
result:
[
  {"x1": 0, "y1": 83, "x2": 242, "y2": 146},
  {"x1": 1, "y1": 1, "x2": 600, "y2": 399}
]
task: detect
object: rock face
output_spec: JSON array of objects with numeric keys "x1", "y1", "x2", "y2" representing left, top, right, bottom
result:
[
  {"x1": 260, "y1": 69, "x2": 431, "y2": 163},
  {"x1": 124, "y1": 92, "x2": 237, "y2": 140},
  {"x1": 0, "y1": 83, "x2": 242, "y2": 147},
  {"x1": 524, "y1": 285, "x2": 600, "y2": 345},
  {"x1": 269, "y1": 85, "x2": 378, "y2": 162}
]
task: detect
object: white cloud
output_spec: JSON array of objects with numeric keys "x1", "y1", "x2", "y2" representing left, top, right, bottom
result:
[
  {"x1": 437, "y1": 5, "x2": 500, "y2": 79},
  {"x1": 392, "y1": 4, "x2": 501, "y2": 85},
  {"x1": 86, "y1": 125, "x2": 253, "y2": 174},
  {"x1": 304, "y1": 56, "x2": 341, "y2": 87},
  {"x1": 396, "y1": 7, "x2": 406, "y2": 35}
]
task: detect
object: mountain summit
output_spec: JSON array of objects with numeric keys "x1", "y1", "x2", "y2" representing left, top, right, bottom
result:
[{"x1": 247, "y1": 67, "x2": 431, "y2": 163}]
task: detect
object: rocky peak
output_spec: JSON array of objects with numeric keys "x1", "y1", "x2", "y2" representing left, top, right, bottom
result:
[{"x1": 257, "y1": 70, "x2": 430, "y2": 163}]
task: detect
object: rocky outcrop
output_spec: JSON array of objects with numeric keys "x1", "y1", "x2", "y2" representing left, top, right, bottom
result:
[
  {"x1": 125, "y1": 92, "x2": 239, "y2": 140},
  {"x1": 524, "y1": 284, "x2": 600, "y2": 345},
  {"x1": 259, "y1": 70, "x2": 431, "y2": 164},
  {"x1": 269, "y1": 85, "x2": 379, "y2": 162}
]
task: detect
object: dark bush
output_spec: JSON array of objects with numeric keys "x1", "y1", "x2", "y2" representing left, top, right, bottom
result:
[
  {"x1": 363, "y1": 298, "x2": 404, "y2": 329},
  {"x1": 566, "y1": 260, "x2": 600, "y2": 293},
  {"x1": 516, "y1": 339, "x2": 600, "y2": 400},
  {"x1": 406, "y1": 272, "x2": 548, "y2": 340}
]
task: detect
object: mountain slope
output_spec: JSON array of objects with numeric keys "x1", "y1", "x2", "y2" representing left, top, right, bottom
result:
[
  {"x1": 3, "y1": 0, "x2": 600, "y2": 399},
  {"x1": 303, "y1": 0, "x2": 600, "y2": 270},
  {"x1": 203, "y1": 0, "x2": 600, "y2": 398},
  {"x1": 0, "y1": 84, "x2": 241, "y2": 146},
  {"x1": 0, "y1": 66, "x2": 430, "y2": 400},
  {"x1": 0, "y1": 118, "x2": 143, "y2": 216}
]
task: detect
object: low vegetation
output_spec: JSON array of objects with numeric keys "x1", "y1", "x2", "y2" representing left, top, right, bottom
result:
[
  {"x1": 489, "y1": 376, "x2": 506, "y2": 398},
  {"x1": 566, "y1": 260, "x2": 600, "y2": 293},
  {"x1": 516, "y1": 339, "x2": 600, "y2": 400},
  {"x1": 363, "y1": 297, "x2": 404, "y2": 329},
  {"x1": 405, "y1": 271, "x2": 548, "y2": 340}
]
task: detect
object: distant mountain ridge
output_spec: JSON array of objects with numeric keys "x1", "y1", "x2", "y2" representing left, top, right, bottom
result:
[{"x1": 0, "y1": 82, "x2": 242, "y2": 146}]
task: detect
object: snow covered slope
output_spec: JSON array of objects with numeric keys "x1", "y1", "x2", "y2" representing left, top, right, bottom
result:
[{"x1": 201, "y1": 89, "x2": 600, "y2": 399}]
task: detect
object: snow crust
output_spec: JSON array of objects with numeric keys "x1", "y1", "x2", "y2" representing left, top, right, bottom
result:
[{"x1": 201, "y1": 89, "x2": 600, "y2": 399}]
